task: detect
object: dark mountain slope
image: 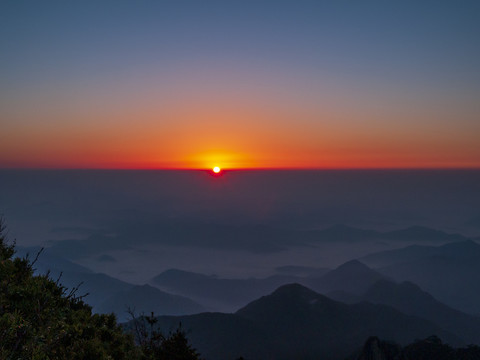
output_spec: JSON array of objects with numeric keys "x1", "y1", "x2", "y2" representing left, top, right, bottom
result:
[
  {"x1": 308, "y1": 260, "x2": 385, "y2": 295},
  {"x1": 16, "y1": 247, "x2": 134, "y2": 309},
  {"x1": 97, "y1": 284, "x2": 205, "y2": 322},
  {"x1": 363, "y1": 279, "x2": 480, "y2": 344},
  {"x1": 361, "y1": 240, "x2": 480, "y2": 267},
  {"x1": 151, "y1": 268, "x2": 301, "y2": 311},
  {"x1": 380, "y1": 256, "x2": 480, "y2": 315},
  {"x1": 236, "y1": 284, "x2": 460, "y2": 358},
  {"x1": 151, "y1": 284, "x2": 461, "y2": 360},
  {"x1": 16, "y1": 247, "x2": 204, "y2": 319},
  {"x1": 146, "y1": 312, "x2": 272, "y2": 360},
  {"x1": 360, "y1": 240, "x2": 480, "y2": 314}
]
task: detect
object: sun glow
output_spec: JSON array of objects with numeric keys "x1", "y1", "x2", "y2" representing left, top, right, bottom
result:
[{"x1": 212, "y1": 166, "x2": 221, "y2": 173}]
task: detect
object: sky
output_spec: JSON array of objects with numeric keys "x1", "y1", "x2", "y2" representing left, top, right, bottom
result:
[{"x1": 1, "y1": 0, "x2": 479, "y2": 169}]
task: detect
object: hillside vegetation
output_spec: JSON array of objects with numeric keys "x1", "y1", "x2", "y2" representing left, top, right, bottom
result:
[
  {"x1": 0, "y1": 220, "x2": 200, "y2": 360},
  {"x1": 355, "y1": 336, "x2": 480, "y2": 360}
]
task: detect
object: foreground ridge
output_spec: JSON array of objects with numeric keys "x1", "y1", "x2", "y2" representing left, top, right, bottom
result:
[{"x1": 0, "y1": 219, "x2": 201, "y2": 360}]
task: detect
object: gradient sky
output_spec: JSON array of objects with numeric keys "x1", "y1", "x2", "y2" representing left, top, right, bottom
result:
[{"x1": 1, "y1": 0, "x2": 479, "y2": 169}]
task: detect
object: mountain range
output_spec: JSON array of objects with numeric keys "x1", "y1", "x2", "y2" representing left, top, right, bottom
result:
[
  {"x1": 149, "y1": 283, "x2": 462, "y2": 360},
  {"x1": 307, "y1": 259, "x2": 385, "y2": 295},
  {"x1": 16, "y1": 237, "x2": 480, "y2": 359},
  {"x1": 329, "y1": 278, "x2": 480, "y2": 345},
  {"x1": 15, "y1": 246, "x2": 206, "y2": 319},
  {"x1": 150, "y1": 269, "x2": 301, "y2": 312},
  {"x1": 96, "y1": 284, "x2": 206, "y2": 322},
  {"x1": 150, "y1": 259, "x2": 384, "y2": 311},
  {"x1": 361, "y1": 240, "x2": 480, "y2": 314},
  {"x1": 302, "y1": 224, "x2": 469, "y2": 244}
]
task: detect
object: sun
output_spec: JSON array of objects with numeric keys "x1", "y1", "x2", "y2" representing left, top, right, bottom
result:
[{"x1": 212, "y1": 166, "x2": 221, "y2": 173}]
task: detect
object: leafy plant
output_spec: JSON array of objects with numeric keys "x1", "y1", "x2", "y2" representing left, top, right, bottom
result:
[{"x1": 0, "y1": 218, "x2": 201, "y2": 360}]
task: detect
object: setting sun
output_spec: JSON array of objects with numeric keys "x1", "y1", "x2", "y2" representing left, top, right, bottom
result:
[{"x1": 213, "y1": 166, "x2": 221, "y2": 173}]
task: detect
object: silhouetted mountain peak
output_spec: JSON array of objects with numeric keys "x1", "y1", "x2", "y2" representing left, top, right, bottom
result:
[
  {"x1": 257, "y1": 283, "x2": 332, "y2": 308},
  {"x1": 335, "y1": 259, "x2": 370, "y2": 272},
  {"x1": 328, "y1": 259, "x2": 383, "y2": 279},
  {"x1": 309, "y1": 259, "x2": 385, "y2": 295},
  {"x1": 233, "y1": 281, "x2": 462, "y2": 356},
  {"x1": 274, "y1": 265, "x2": 330, "y2": 277},
  {"x1": 237, "y1": 283, "x2": 335, "y2": 319},
  {"x1": 269, "y1": 283, "x2": 320, "y2": 300}
]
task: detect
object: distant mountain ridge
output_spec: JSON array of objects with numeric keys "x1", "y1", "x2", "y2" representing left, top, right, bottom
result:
[
  {"x1": 97, "y1": 284, "x2": 206, "y2": 322},
  {"x1": 275, "y1": 265, "x2": 330, "y2": 277},
  {"x1": 304, "y1": 224, "x2": 469, "y2": 244},
  {"x1": 151, "y1": 260, "x2": 386, "y2": 312},
  {"x1": 361, "y1": 239, "x2": 480, "y2": 267},
  {"x1": 360, "y1": 240, "x2": 480, "y2": 314},
  {"x1": 46, "y1": 222, "x2": 470, "y2": 259},
  {"x1": 150, "y1": 283, "x2": 461, "y2": 360},
  {"x1": 15, "y1": 247, "x2": 206, "y2": 319},
  {"x1": 150, "y1": 268, "x2": 303, "y2": 311},
  {"x1": 307, "y1": 259, "x2": 386, "y2": 295},
  {"x1": 361, "y1": 279, "x2": 480, "y2": 345}
]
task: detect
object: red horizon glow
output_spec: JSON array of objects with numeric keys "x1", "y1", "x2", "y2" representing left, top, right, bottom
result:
[
  {"x1": 2, "y1": 85, "x2": 479, "y2": 170},
  {"x1": 2, "y1": 3, "x2": 479, "y2": 173},
  {"x1": 2, "y1": 163, "x2": 480, "y2": 171}
]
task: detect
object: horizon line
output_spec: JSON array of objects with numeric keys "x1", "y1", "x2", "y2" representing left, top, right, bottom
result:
[{"x1": 1, "y1": 166, "x2": 480, "y2": 171}]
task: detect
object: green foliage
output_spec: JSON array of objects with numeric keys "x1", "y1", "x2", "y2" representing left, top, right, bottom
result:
[
  {"x1": 401, "y1": 336, "x2": 453, "y2": 360},
  {"x1": 129, "y1": 311, "x2": 202, "y2": 360},
  {"x1": 0, "y1": 219, "x2": 138, "y2": 359},
  {"x1": 357, "y1": 335, "x2": 480, "y2": 360},
  {"x1": 0, "y1": 218, "x2": 201, "y2": 360},
  {"x1": 357, "y1": 336, "x2": 401, "y2": 360}
]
